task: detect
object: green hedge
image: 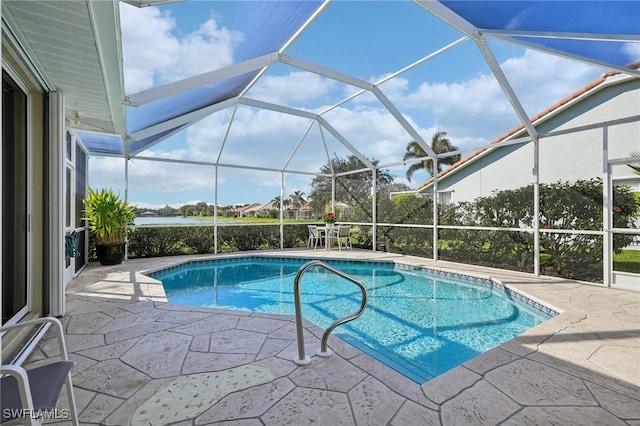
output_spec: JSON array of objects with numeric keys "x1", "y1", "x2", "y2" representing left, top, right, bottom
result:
[
  {"x1": 89, "y1": 224, "x2": 310, "y2": 260},
  {"x1": 378, "y1": 179, "x2": 639, "y2": 281}
]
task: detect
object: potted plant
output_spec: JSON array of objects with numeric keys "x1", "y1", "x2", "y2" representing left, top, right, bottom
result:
[
  {"x1": 83, "y1": 187, "x2": 136, "y2": 265},
  {"x1": 322, "y1": 212, "x2": 336, "y2": 227}
]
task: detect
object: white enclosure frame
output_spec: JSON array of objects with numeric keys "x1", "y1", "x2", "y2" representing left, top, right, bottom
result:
[{"x1": 86, "y1": 0, "x2": 640, "y2": 288}]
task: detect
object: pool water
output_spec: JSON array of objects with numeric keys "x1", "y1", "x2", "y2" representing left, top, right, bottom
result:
[{"x1": 150, "y1": 257, "x2": 553, "y2": 383}]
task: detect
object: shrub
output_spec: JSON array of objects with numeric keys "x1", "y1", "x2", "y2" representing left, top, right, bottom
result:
[
  {"x1": 443, "y1": 179, "x2": 639, "y2": 280},
  {"x1": 375, "y1": 179, "x2": 639, "y2": 280},
  {"x1": 122, "y1": 224, "x2": 309, "y2": 259}
]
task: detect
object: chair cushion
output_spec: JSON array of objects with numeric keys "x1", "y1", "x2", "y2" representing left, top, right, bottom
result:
[{"x1": 1, "y1": 360, "x2": 74, "y2": 421}]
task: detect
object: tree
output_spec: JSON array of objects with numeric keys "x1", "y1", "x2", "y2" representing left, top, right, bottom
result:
[
  {"x1": 179, "y1": 204, "x2": 195, "y2": 217},
  {"x1": 271, "y1": 195, "x2": 290, "y2": 212},
  {"x1": 403, "y1": 131, "x2": 460, "y2": 182},
  {"x1": 195, "y1": 201, "x2": 208, "y2": 216},
  {"x1": 157, "y1": 205, "x2": 178, "y2": 217},
  {"x1": 308, "y1": 154, "x2": 395, "y2": 219},
  {"x1": 289, "y1": 191, "x2": 306, "y2": 220}
]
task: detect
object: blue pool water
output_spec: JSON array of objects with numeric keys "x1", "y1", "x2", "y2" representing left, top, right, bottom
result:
[{"x1": 149, "y1": 257, "x2": 554, "y2": 383}]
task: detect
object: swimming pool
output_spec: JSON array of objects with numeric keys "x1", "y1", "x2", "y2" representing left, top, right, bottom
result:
[{"x1": 149, "y1": 256, "x2": 555, "y2": 383}]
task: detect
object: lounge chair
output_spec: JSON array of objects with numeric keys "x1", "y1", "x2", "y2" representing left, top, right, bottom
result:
[{"x1": 1, "y1": 317, "x2": 79, "y2": 425}]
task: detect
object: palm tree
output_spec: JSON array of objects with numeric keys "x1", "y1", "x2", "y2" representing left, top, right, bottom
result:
[
  {"x1": 271, "y1": 195, "x2": 290, "y2": 214},
  {"x1": 289, "y1": 191, "x2": 306, "y2": 220},
  {"x1": 403, "y1": 131, "x2": 461, "y2": 182}
]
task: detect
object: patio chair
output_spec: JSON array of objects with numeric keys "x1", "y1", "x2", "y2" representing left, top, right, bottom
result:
[
  {"x1": 307, "y1": 225, "x2": 324, "y2": 249},
  {"x1": 1, "y1": 317, "x2": 79, "y2": 426},
  {"x1": 333, "y1": 225, "x2": 352, "y2": 250}
]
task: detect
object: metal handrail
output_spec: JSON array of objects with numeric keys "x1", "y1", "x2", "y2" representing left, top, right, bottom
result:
[{"x1": 293, "y1": 260, "x2": 368, "y2": 365}]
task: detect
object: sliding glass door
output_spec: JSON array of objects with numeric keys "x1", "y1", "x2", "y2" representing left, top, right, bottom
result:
[{"x1": 2, "y1": 70, "x2": 29, "y2": 325}]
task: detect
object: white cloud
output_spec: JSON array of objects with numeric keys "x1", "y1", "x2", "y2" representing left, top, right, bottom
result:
[
  {"x1": 499, "y1": 49, "x2": 601, "y2": 114},
  {"x1": 158, "y1": 17, "x2": 241, "y2": 85},
  {"x1": 505, "y1": 11, "x2": 528, "y2": 31},
  {"x1": 622, "y1": 42, "x2": 640, "y2": 64},
  {"x1": 91, "y1": 155, "x2": 217, "y2": 194},
  {"x1": 392, "y1": 74, "x2": 509, "y2": 149},
  {"x1": 376, "y1": 77, "x2": 410, "y2": 103},
  {"x1": 385, "y1": 49, "x2": 603, "y2": 149},
  {"x1": 247, "y1": 71, "x2": 337, "y2": 105},
  {"x1": 100, "y1": 102, "x2": 431, "y2": 206},
  {"x1": 181, "y1": 107, "x2": 321, "y2": 168},
  {"x1": 119, "y1": 3, "x2": 242, "y2": 94},
  {"x1": 323, "y1": 106, "x2": 433, "y2": 164}
]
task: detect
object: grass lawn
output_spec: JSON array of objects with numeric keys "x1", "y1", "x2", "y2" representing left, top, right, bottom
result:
[{"x1": 613, "y1": 249, "x2": 640, "y2": 274}]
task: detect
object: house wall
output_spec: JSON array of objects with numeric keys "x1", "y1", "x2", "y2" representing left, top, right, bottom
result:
[
  {"x1": 437, "y1": 143, "x2": 533, "y2": 203},
  {"x1": 437, "y1": 77, "x2": 640, "y2": 203}
]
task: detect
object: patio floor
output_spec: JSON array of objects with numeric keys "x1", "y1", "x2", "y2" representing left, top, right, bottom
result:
[{"x1": 28, "y1": 250, "x2": 639, "y2": 425}]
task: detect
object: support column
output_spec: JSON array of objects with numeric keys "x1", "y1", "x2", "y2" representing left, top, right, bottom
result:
[
  {"x1": 331, "y1": 177, "x2": 336, "y2": 215},
  {"x1": 280, "y1": 172, "x2": 285, "y2": 249},
  {"x1": 48, "y1": 92, "x2": 65, "y2": 316},
  {"x1": 432, "y1": 158, "x2": 438, "y2": 261},
  {"x1": 533, "y1": 139, "x2": 540, "y2": 276},
  {"x1": 372, "y1": 169, "x2": 377, "y2": 251},
  {"x1": 602, "y1": 126, "x2": 612, "y2": 286},
  {"x1": 214, "y1": 166, "x2": 218, "y2": 254},
  {"x1": 124, "y1": 157, "x2": 129, "y2": 260},
  {"x1": 124, "y1": 157, "x2": 129, "y2": 203}
]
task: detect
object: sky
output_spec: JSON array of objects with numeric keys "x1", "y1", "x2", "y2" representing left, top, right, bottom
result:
[{"x1": 87, "y1": 0, "x2": 621, "y2": 209}]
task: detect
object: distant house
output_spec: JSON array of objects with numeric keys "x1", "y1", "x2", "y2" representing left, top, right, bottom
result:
[
  {"x1": 229, "y1": 203, "x2": 262, "y2": 218},
  {"x1": 415, "y1": 69, "x2": 640, "y2": 203},
  {"x1": 298, "y1": 203, "x2": 315, "y2": 219},
  {"x1": 254, "y1": 201, "x2": 277, "y2": 218},
  {"x1": 328, "y1": 202, "x2": 353, "y2": 221},
  {"x1": 250, "y1": 200, "x2": 294, "y2": 219},
  {"x1": 242, "y1": 203, "x2": 263, "y2": 217}
]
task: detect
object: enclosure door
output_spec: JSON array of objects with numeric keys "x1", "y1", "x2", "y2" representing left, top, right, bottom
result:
[
  {"x1": 64, "y1": 132, "x2": 74, "y2": 283},
  {"x1": 2, "y1": 70, "x2": 29, "y2": 325},
  {"x1": 64, "y1": 132, "x2": 88, "y2": 284}
]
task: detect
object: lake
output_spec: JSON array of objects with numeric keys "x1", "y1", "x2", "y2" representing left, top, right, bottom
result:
[{"x1": 135, "y1": 216, "x2": 232, "y2": 226}]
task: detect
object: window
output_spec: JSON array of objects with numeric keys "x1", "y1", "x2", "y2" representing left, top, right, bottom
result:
[{"x1": 437, "y1": 190, "x2": 454, "y2": 206}]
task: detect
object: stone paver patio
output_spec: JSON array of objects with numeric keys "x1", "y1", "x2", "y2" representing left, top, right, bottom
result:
[{"x1": 26, "y1": 250, "x2": 639, "y2": 425}]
